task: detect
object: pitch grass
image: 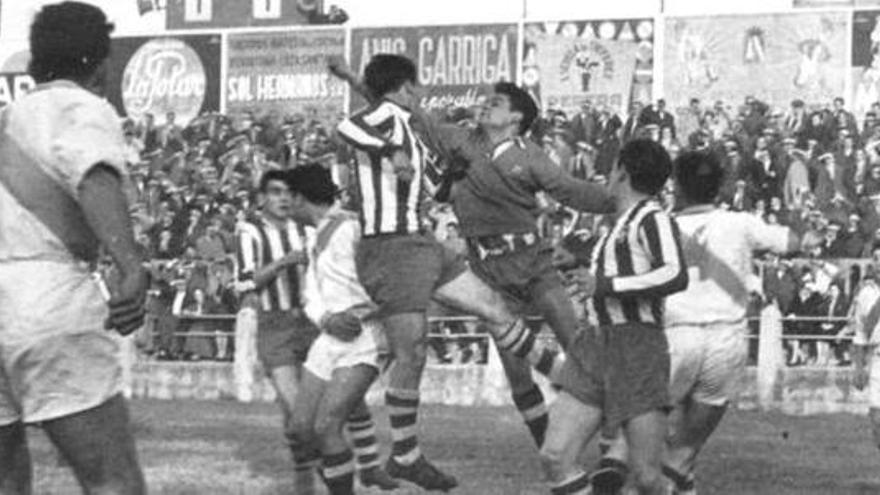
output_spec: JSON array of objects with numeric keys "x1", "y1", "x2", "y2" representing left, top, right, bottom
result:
[{"x1": 25, "y1": 398, "x2": 880, "y2": 494}]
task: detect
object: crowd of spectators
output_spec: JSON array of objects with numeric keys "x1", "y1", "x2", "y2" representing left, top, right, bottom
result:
[{"x1": 123, "y1": 92, "x2": 880, "y2": 365}]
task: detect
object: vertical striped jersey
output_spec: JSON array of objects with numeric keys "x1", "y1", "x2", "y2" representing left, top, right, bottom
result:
[
  {"x1": 235, "y1": 215, "x2": 308, "y2": 312},
  {"x1": 589, "y1": 198, "x2": 688, "y2": 327},
  {"x1": 336, "y1": 99, "x2": 442, "y2": 237}
]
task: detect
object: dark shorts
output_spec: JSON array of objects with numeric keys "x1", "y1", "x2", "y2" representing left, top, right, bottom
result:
[
  {"x1": 468, "y1": 241, "x2": 563, "y2": 307},
  {"x1": 557, "y1": 322, "x2": 670, "y2": 430},
  {"x1": 356, "y1": 233, "x2": 468, "y2": 317},
  {"x1": 257, "y1": 310, "x2": 320, "y2": 371}
]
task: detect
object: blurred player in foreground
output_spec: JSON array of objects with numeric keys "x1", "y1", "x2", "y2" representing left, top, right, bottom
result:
[
  {"x1": 540, "y1": 139, "x2": 688, "y2": 495},
  {"x1": 285, "y1": 164, "x2": 397, "y2": 495},
  {"x1": 599, "y1": 150, "x2": 819, "y2": 495},
  {"x1": 0, "y1": 2, "x2": 148, "y2": 493}
]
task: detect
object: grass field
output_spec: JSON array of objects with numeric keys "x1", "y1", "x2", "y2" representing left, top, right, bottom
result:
[{"x1": 25, "y1": 398, "x2": 880, "y2": 494}]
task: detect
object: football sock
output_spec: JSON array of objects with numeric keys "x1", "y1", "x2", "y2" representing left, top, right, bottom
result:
[
  {"x1": 494, "y1": 319, "x2": 566, "y2": 380},
  {"x1": 321, "y1": 450, "x2": 355, "y2": 495},
  {"x1": 512, "y1": 385, "x2": 548, "y2": 447},
  {"x1": 347, "y1": 411, "x2": 381, "y2": 470},
  {"x1": 386, "y1": 388, "x2": 422, "y2": 465},
  {"x1": 288, "y1": 436, "x2": 319, "y2": 495},
  {"x1": 663, "y1": 465, "x2": 695, "y2": 492},
  {"x1": 552, "y1": 470, "x2": 591, "y2": 495}
]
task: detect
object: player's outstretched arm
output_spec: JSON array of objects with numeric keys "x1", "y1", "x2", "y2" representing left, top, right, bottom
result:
[{"x1": 526, "y1": 144, "x2": 614, "y2": 214}]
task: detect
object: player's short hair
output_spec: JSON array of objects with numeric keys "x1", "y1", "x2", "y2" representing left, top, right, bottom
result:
[
  {"x1": 617, "y1": 139, "x2": 672, "y2": 196},
  {"x1": 28, "y1": 2, "x2": 114, "y2": 83},
  {"x1": 258, "y1": 170, "x2": 289, "y2": 193},
  {"x1": 674, "y1": 150, "x2": 723, "y2": 205},
  {"x1": 494, "y1": 82, "x2": 537, "y2": 135},
  {"x1": 286, "y1": 163, "x2": 339, "y2": 206},
  {"x1": 364, "y1": 54, "x2": 417, "y2": 98}
]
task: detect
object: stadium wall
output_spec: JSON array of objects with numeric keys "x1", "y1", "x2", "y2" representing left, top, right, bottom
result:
[{"x1": 123, "y1": 305, "x2": 870, "y2": 415}]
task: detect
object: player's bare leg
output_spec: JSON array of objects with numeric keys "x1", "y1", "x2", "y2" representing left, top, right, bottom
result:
[
  {"x1": 0, "y1": 421, "x2": 31, "y2": 495},
  {"x1": 623, "y1": 410, "x2": 671, "y2": 495},
  {"x1": 664, "y1": 399, "x2": 726, "y2": 493},
  {"x1": 435, "y1": 270, "x2": 565, "y2": 381},
  {"x1": 287, "y1": 366, "x2": 322, "y2": 495},
  {"x1": 539, "y1": 392, "x2": 602, "y2": 494},
  {"x1": 313, "y1": 365, "x2": 383, "y2": 495},
  {"x1": 382, "y1": 312, "x2": 457, "y2": 491},
  {"x1": 41, "y1": 394, "x2": 145, "y2": 495},
  {"x1": 527, "y1": 275, "x2": 580, "y2": 349}
]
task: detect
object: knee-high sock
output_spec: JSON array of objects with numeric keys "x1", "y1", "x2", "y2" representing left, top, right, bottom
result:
[
  {"x1": 386, "y1": 388, "x2": 422, "y2": 465},
  {"x1": 512, "y1": 384, "x2": 549, "y2": 447},
  {"x1": 287, "y1": 434, "x2": 319, "y2": 495},
  {"x1": 494, "y1": 319, "x2": 566, "y2": 381},
  {"x1": 347, "y1": 411, "x2": 381, "y2": 470},
  {"x1": 321, "y1": 450, "x2": 355, "y2": 495}
]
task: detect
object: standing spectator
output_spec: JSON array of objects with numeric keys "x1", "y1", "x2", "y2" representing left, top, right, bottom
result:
[
  {"x1": 570, "y1": 101, "x2": 597, "y2": 146},
  {"x1": 639, "y1": 98, "x2": 676, "y2": 137},
  {"x1": 678, "y1": 97, "x2": 704, "y2": 143},
  {"x1": 832, "y1": 97, "x2": 859, "y2": 139},
  {"x1": 569, "y1": 141, "x2": 596, "y2": 180},
  {"x1": 621, "y1": 101, "x2": 643, "y2": 143}
]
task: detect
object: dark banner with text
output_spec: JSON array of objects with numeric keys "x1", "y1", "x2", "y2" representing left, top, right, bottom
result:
[
  {"x1": 349, "y1": 23, "x2": 519, "y2": 114},
  {"x1": 226, "y1": 29, "x2": 345, "y2": 125},
  {"x1": 105, "y1": 34, "x2": 222, "y2": 126}
]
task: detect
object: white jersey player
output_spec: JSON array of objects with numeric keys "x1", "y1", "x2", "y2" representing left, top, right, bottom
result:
[
  {"x1": 661, "y1": 151, "x2": 817, "y2": 494},
  {"x1": 850, "y1": 256, "x2": 880, "y2": 457}
]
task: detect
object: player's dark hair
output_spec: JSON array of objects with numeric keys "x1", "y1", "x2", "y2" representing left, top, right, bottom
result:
[
  {"x1": 258, "y1": 170, "x2": 288, "y2": 193},
  {"x1": 363, "y1": 54, "x2": 417, "y2": 98},
  {"x1": 28, "y1": 2, "x2": 115, "y2": 83},
  {"x1": 286, "y1": 163, "x2": 339, "y2": 206},
  {"x1": 494, "y1": 82, "x2": 537, "y2": 135},
  {"x1": 617, "y1": 139, "x2": 672, "y2": 196},
  {"x1": 674, "y1": 150, "x2": 723, "y2": 205}
]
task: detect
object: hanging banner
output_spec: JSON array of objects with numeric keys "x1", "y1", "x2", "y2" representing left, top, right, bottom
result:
[
  {"x1": 105, "y1": 34, "x2": 222, "y2": 126},
  {"x1": 349, "y1": 23, "x2": 518, "y2": 114},
  {"x1": 226, "y1": 29, "x2": 345, "y2": 124},
  {"x1": 663, "y1": 13, "x2": 848, "y2": 112},
  {"x1": 522, "y1": 19, "x2": 653, "y2": 117},
  {"x1": 852, "y1": 10, "x2": 880, "y2": 121}
]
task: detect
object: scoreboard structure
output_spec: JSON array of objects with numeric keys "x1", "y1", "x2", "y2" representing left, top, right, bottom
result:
[{"x1": 166, "y1": 0, "x2": 321, "y2": 30}]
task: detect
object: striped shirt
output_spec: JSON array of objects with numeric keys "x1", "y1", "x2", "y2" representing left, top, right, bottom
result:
[
  {"x1": 589, "y1": 198, "x2": 688, "y2": 327},
  {"x1": 235, "y1": 215, "x2": 308, "y2": 312},
  {"x1": 336, "y1": 99, "x2": 442, "y2": 237}
]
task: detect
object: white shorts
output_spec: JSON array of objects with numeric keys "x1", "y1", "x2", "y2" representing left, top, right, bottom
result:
[
  {"x1": 303, "y1": 320, "x2": 388, "y2": 382},
  {"x1": 0, "y1": 330, "x2": 122, "y2": 426},
  {"x1": 666, "y1": 321, "x2": 748, "y2": 407}
]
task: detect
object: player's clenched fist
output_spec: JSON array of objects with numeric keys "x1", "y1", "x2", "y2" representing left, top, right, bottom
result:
[{"x1": 322, "y1": 310, "x2": 363, "y2": 342}]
